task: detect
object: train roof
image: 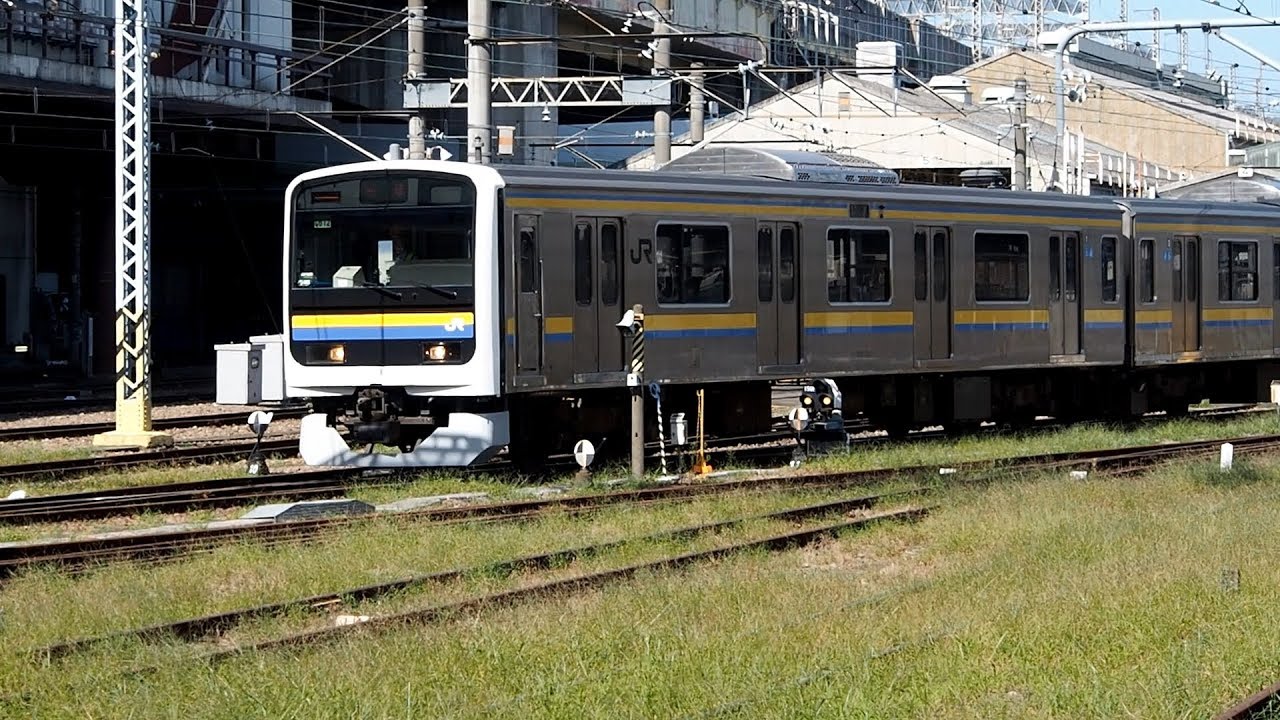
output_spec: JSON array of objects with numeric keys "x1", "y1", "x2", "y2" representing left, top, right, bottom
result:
[{"x1": 290, "y1": 160, "x2": 1280, "y2": 224}]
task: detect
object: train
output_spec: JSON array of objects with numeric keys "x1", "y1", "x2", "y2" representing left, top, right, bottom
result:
[{"x1": 282, "y1": 153, "x2": 1280, "y2": 470}]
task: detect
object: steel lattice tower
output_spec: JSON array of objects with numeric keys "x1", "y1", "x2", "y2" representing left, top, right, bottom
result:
[
  {"x1": 871, "y1": 0, "x2": 1090, "y2": 61},
  {"x1": 93, "y1": 0, "x2": 171, "y2": 448}
]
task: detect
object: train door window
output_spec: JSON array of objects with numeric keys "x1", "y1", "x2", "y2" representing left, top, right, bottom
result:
[
  {"x1": 1100, "y1": 236, "x2": 1117, "y2": 302},
  {"x1": 974, "y1": 232, "x2": 1030, "y2": 302},
  {"x1": 1049, "y1": 235, "x2": 1061, "y2": 301},
  {"x1": 655, "y1": 223, "x2": 731, "y2": 304},
  {"x1": 574, "y1": 222, "x2": 593, "y2": 306},
  {"x1": 1218, "y1": 240, "x2": 1258, "y2": 301},
  {"x1": 519, "y1": 226, "x2": 538, "y2": 293},
  {"x1": 757, "y1": 226, "x2": 774, "y2": 303},
  {"x1": 1065, "y1": 235, "x2": 1079, "y2": 302},
  {"x1": 1139, "y1": 239, "x2": 1154, "y2": 303},
  {"x1": 932, "y1": 230, "x2": 948, "y2": 302},
  {"x1": 827, "y1": 228, "x2": 891, "y2": 303},
  {"x1": 913, "y1": 229, "x2": 928, "y2": 302},
  {"x1": 1187, "y1": 239, "x2": 1198, "y2": 302},
  {"x1": 779, "y1": 226, "x2": 797, "y2": 303},
  {"x1": 1172, "y1": 240, "x2": 1183, "y2": 302},
  {"x1": 1273, "y1": 240, "x2": 1280, "y2": 301},
  {"x1": 600, "y1": 222, "x2": 619, "y2": 306}
]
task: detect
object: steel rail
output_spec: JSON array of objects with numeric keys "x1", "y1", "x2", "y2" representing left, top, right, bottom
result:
[
  {"x1": 0, "y1": 408, "x2": 307, "y2": 443},
  {"x1": 1216, "y1": 680, "x2": 1280, "y2": 720},
  {"x1": 39, "y1": 490, "x2": 926, "y2": 659},
  {"x1": 0, "y1": 438, "x2": 298, "y2": 482}
]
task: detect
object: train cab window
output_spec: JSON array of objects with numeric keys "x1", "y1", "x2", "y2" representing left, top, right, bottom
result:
[
  {"x1": 519, "y1": 227, "x2": 538, "y2": 294},
  {"x1": 656, "y1": 223, "x2": 731, "y2": 304},
  {"x1": 757, "y1": 226, "x2": 774, "y2": 303},
  {"x1": 974, "y1": 232, "x2": 1030, "y2": 302},
  {"x1": 827, "y1": 228, "x2": 891, "y2": 303},
  {"x1": 574, "y1": 222, "x2": 593, "y2": 306},
  {"x1": 1218, "y1": 240, "x2": 1258, "y2": 301},
  {"x1": 779, "y1": 226, "x2": 797, "y2": 303},
  {"x1": 1139, "y1": 239, "x2": 1154, "y2": 303},
  {"x1": 600, "y1": 223, "x2": 620, "y2": 306},
  {"x1": 1100, "y1": 236, "x2": 1118, "y2": 302}
]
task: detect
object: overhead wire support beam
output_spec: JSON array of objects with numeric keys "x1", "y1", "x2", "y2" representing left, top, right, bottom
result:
[
  {"x1": 94, "y1": 0, "x2": 172, "y2": 449},
  {"x1": 405, "y1": 75, "x2": 673, "y2": 108},
  {"x1": 1042, "y1": 16, "x2": 1280, "y2": 192}
]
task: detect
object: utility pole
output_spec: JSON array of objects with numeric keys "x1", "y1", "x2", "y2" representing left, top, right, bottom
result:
[
  {"x1": 689, "y1": 61, "x2": 705, "y2": 144},
  {"x1": 406, "y1": 0, "x2": 427, "y2": 159},
  {"x1": 467, "y1": 0, "x2": 492, "y2": 164},
  {"x1": 94, "y1": 0, "x2": 171, "y2": 449},
  {"x1": 652, "y1": 0, "x2": 671, "y2": 165},
  {"x1": 1013, "y1": 77, "x2": 1027, "y2": 191}
]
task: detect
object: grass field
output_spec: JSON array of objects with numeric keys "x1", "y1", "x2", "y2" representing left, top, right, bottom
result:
[
  {"x1": 1, "y1": 451, "x2": 1280, "y2": 717},
  {"x1": 3, "y1": 412, "x2": 1280, "y2": 716}
]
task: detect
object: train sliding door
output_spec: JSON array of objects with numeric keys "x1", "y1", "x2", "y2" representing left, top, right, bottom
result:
[
  {"x1": 1048, "y1": 231, "x2": 1082, "y2": 356},
  {"x1": 515, "y1": 215, "x2": 543, "y2": 379},
  {"x1": 913, "y1": 226, "x2": 951, "y2": 361},
  {"x1": 756, "y1": 221, "x2": 801, "y2": 368},
  {"x1": 571, "y1": 217, "x2": 624, "y2": 375},
  {"x1": 1171, "y1": 236, "x2": 1201, "y2": 353}
]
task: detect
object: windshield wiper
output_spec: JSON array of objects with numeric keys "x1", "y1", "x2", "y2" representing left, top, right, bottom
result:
[
  {"x1": 410, "y1": 282, "x2": 459, "y2": 300},
  {"x1": 361, "y1": 282, "x2": 403, "y2": 300}
]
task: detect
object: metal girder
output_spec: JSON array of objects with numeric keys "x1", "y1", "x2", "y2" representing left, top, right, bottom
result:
[
  {"x1": 94, "y1": 0, "x2": 170, "y2": 448},
  {"x1": 404, "y1": 75, "x2": 672, "y2": 109}
]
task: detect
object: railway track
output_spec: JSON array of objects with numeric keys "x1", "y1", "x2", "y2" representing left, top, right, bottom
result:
[
  {"x1": 1216, "y1": 680, "x2": 1280, "y2": 720},
  {"x1": 37, "y1": 492, "x2": 930, "y2": 663},
  {"x1": 0, "y1": 437, "x2": 298, "y2": 482},
  {"x1": 4, "y1": 430, "x2": 1279, "y2": 579},
  {"x1": 0, "y1": 408, "x2": 308, "y2": 443}
]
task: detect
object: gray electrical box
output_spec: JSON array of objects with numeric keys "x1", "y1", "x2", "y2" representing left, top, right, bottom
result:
[
  {"x1": 215, "y1": 342, "x2": 263, "y2": 405},
  {"x1": 248, "y1": 334, "x2": 284, "y2": 402}
]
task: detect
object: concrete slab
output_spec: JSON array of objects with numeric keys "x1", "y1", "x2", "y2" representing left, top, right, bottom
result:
[
  {"x1": 240, "y1": 499, "x2": 375, "y2": 521},
  {"x1": 375, "y1": 492, "x2": 490, "y2": 513}
]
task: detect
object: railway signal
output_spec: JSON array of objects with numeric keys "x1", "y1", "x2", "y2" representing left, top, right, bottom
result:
[{"x1": 246, "y1": 410, "x2": 274, "y2": 476}]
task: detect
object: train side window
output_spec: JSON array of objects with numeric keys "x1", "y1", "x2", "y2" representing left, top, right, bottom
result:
[
  {"x1": 1139, "y1": 239, "x2": 1154, "y2": 302},
  {"x1": 574, "y1": 222, "x2": 592, "y2": 306},
  {"x1": 757, "y1": 226, "x2": 774, "y2": 303},
  {"x1": 1273, "y1": 240, "x2": 1280, "y2": 301},
  {"x1": 600, "y1": 223, "x2": 619, "y2": 306},
  {"x1": 1065, "y1": 235, "x2": 1078, "y2": 302},
  {"x1": 1172, "y1": 240, "x2": 1182, "y2": 302},
  {"x1": 913, "y1": 229, "x2": 927, "y2": 302},
  {"x1": 974, "y1": 232, "x2": 1030, "y2": 302},
  {"x1": 827, "y1": 227, "x2": 891, "y2": 303},
  {"x1": 1100, "y1": 236, "x2": 1117, "y2": 302},
  {"x1": 1048, "y1": 235, "x2": 1061, "y2": 301},
  {"x1": 779, "y1": 226, "x2": 797, "y2": 303},
  {"x1": 519, "y1": 226, "x2": 538, "y2": 294},
  {"x1": 1218, "y1": 240, "x2": 1258, "y2": 301},
  {"x1": 655, "y1": 223, "x2": 731, "y2": 304}
]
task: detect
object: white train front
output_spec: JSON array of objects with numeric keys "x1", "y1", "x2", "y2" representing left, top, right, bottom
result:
[{"x1": 284, "y1": 160, "x2": 509, "y2": 468}]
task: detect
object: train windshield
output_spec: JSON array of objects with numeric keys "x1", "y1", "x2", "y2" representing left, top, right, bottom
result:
[{"x1": 290, "y1": 173, "x2": 475, "y2": 298}]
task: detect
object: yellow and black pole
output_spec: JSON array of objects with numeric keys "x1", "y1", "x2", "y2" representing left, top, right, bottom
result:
[{"x1": 628, "y1": 304, "x2": 645, "y2": 479}]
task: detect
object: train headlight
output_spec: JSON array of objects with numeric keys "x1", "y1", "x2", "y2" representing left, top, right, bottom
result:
[
  {"x1": 821, "y1": 394, "x2": 833, "y2": 407},
  {"x1": 327, "y1": 345, "x2": 346, "y2": 364},
  {"x1": 801, "y1": 394, "x2": 815, "y2": 406},
  {"x1": 423, "y1": 342, "x2": 461, "y2": 362}
]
